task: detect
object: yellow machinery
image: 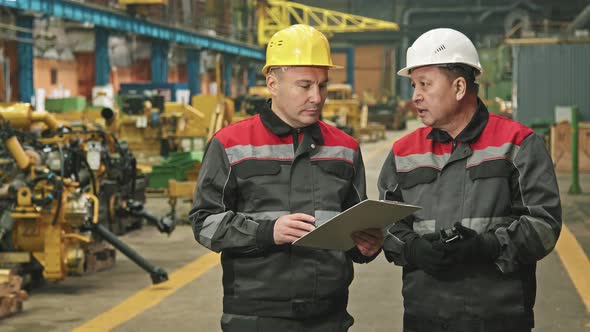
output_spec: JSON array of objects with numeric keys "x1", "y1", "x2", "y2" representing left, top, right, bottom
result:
[
  {"x1": 257, "y1": 0, "x2": 399, "y2": 45},
  {"x1": 192, "y1": 54, "x2": 234, "y2": 140},
  {"x1": 323, "y1": 84, "x2": 385, "y2": 141},
  {"x1": 0, "y1": 104, "x2": 172, "y2": 285},
  {"x1": 113, "y1": 100, "x2": 205, "y2": 160}
]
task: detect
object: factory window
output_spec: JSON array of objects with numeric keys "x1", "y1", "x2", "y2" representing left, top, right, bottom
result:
[{"x1": 50, "y1": 68, "x2": 58, "y2": 84}]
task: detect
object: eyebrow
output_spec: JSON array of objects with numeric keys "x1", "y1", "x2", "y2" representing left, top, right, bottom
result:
[{"x1": 294, "y1": 79, "x2": 330, "y2": 85}]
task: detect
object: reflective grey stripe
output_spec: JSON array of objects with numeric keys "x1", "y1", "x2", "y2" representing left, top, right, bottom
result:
[
  {"x1": 225, "y1": 144, "x2": 293, "y2": 165},
  {"x1": 413, "y1": 217, "x2": 513, "y2": 235},
  {"x1": 243, "y1": 210, "x2": 340, "y2": 227},
  {"x1": 199, "y1": 211, "x2": 234, "y2": 249},
  {"x1": 466, "y1": 143, "x2": 520, "y2": 167},
  {"x1": 242, "y1": 211, "x2": 290, "y2": 221},
  {"x1": 314, "y1": 210, "x2": 340, "y2": 226},
  {"x1": 395, "y1": 152, "x2": 448, "y2": 172},
  {"x1": 524, "y1": 215, "x2": 558, "y2": 251},
  {"x1": 459, "y1": 216, "x2": 514, "y2": 233},
  {"x1": 311, "y1": 146, "x2": 355, "y2": 163},
  {"x1": 413, "y1": 219, "x2": 436, "y2": 235}
]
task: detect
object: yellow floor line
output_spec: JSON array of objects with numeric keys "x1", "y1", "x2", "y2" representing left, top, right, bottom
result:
[
  {"x1": 364, "y1": 139, "x2": 394, "y2": 162},
  {"x1": 73, "y1": 252, "x2": 220, "y2": 332},
  {"x1": 555, "y1": 224, "x2": 590, "y2": 313}
]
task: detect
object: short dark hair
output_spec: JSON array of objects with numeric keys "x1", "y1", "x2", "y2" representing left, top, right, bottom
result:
[{"x1": 438, "y1": 64, "x2": 479, "y2": 95}]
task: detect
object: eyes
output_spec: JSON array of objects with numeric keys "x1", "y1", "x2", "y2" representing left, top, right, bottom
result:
[
  {"x1": 297, "y1": 82, "x2": 328, "y2": 91},
  {"x1": 411, "y1": 81, "x2": 429, "y2": 89}
]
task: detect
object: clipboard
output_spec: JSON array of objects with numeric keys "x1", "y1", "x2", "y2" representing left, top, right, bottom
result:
[{"x1": 293, "y1": 199, "x2": 420, "y2": 251}]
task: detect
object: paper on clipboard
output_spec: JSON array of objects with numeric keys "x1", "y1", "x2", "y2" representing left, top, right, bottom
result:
[{"x1": 293, "y1": 199, "x2": 420, "y2": 251}]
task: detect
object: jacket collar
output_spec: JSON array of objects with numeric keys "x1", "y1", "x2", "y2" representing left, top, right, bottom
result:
[
  {"x1": 427, "y1": 98, "x2": 489, "y2": 144},
  {"x1": 260, "y1": 99, "x2": 324, "y2": 144}
]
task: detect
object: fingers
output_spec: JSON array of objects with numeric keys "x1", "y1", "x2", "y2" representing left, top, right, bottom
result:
[
  {"x1": 273, "y1": 213, "x2": 316, "y2": 245},
  {"x1": 352, "y1": 229, "x2": 384, "y2": 257}
]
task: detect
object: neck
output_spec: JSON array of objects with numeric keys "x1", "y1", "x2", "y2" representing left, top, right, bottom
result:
[{"x1": 445, "y1": 96, "x2": 478, "y2": 139}]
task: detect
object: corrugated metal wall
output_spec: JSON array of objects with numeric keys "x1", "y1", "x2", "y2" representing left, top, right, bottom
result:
[{"x1": 512, "y1": 43, "x2": 590, "y2": 126}]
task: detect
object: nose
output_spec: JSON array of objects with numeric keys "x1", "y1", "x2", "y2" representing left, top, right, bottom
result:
[
  {"x1": 412, "y1": 87, "x2": 422, "y2": 105},
  {"x1": 308, "y1": 85, "x2": 322, "y2": 104}
]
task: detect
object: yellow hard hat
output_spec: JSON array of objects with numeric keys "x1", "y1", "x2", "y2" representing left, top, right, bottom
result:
[{"x1": 262, "y1": 24, "x2": 342, "y2": 75}]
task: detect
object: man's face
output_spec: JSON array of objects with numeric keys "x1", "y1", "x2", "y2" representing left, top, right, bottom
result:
[
  {"x1": 410, "y1": 66, "x2": 460, "y2": 130},
  {"x1": 267, "y1": 66, "x2": 329, "y2": 128}
]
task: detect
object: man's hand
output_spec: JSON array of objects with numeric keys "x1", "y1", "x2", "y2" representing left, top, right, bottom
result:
[
  {"x1": 273, "y1": 213, "x2": 316, "y2": 245},
  {"x1": 432, "y1": 222, "x2": 500, "y2": 264},
  {"x1": 351, "y1": 228, "x2": 384, "y2": 257},
  {"x1": 404, "y1": 236, "x2": 454, "y2": 275}
]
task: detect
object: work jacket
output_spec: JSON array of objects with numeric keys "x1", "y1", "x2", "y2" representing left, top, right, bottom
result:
[
  {"x1": 378, "y1": 100, "x2": 561, "y2": 332},
  {"x1": 190, "y1": 101, "x2": 373, "y2": 319}
]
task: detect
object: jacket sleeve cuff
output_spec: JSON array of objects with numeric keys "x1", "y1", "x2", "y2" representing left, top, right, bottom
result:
[
  {"x1": 346, "y1": 246, "x2": 381, "y2": 264},
  {"x1": 480, "y1": 232, "x2": 501, "y2": 261},
  {"x1": 256, "y1": 219, "x2": 277, "y2": 251}
]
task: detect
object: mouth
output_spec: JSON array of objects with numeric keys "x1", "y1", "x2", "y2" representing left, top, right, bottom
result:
[{"x1": 416, "y1": 108, "x2": 428, "y2": 116}]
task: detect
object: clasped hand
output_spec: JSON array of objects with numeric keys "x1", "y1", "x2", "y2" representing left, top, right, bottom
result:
[
  {"x1": 273, "y1": 214, "x2": 384, "y2": 257},
  {"x1": 406, "y1": 223, "x2": 499, "y2": 275}
]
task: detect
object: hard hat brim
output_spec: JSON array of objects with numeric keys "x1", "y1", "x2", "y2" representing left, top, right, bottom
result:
[{"x1": 262, "y1": 64, "x2": 344, "y2": 76}]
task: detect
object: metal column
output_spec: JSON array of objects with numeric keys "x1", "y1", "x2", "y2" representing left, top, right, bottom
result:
[
  {"x1": 223, "y1": 54, "x2": 233, "y2": 97},
  {"x1": 186, "y1": 49, "x2": 201, "y2": 100},
  {"x1": 333, "y1": 47, "x2": 355, "y2": 90},
  {"x1": 247, "y1": 65, "x2": 257, "y2": 88},
  {"x1": 95, "y1": 27, "x2": 110, "y2": 86},
  {"x1": 151, "y1": 40, "x2": 169, "y2": 84},
  {"x1": 17, "y1": 15, "x2": 34, "y2": 103}
]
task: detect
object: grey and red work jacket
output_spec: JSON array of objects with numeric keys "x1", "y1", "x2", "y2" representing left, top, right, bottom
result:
[
  {"x1": 378, "y1": 100, "x2": 561, "y2": 331},
  {"x1": 190, "y1": 101, "x2": 374, "y2": 319}
]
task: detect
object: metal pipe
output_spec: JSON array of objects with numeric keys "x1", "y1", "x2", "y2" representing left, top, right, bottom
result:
[
  {"x1": 91, "y1": 222, "x2": 169, "y2": 284},
  {"x1": 569, "y1": 106, "x2": 582, "y2": 194},
  {"x1": 567, "y1": 4, "x2": 590, "y2": 33}
]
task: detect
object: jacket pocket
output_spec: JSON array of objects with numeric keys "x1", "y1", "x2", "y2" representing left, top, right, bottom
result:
[
  {"x1": 468, "y1": 159, "x2": 515, "y2": 180},
  {"x1": 233, "y1": 159, "x2": 281, "y2": 179},
  {"x1": 316, "y1": 160, "x2": 354, "y2": 179},
  {"x1": 398, "y1": 167, "x2": 438, "y2": 189}
]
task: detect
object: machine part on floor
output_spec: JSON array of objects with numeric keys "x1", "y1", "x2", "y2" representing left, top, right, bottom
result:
[
  {"x1": 89, "y1": 222, "x2": 168, "y2": 284},
  {"x1": 124, "y1": 200, "x2": 175, "y2": 234}
]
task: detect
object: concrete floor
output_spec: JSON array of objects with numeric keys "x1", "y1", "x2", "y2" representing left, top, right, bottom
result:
[{"x1": 1, "y1": 120, "x2": 589, "y2": 332}]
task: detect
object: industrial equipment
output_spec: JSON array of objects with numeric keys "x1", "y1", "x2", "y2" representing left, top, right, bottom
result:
[
  {"x1": 0, "y1": 103, "x2": 173, "y2": 285},
  {"x1": 257, "y1": 0, "x2": 399, "y2": 45},
  {"x1": 324, "y1": 84, "x2": 385, "y2": 141}
]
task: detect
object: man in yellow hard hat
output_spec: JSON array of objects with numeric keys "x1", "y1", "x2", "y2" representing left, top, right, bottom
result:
[
  {"x1": 378, "y1": 28, "x2": 561, "y2": 332},
  {"x1": 190, "y1": 24, "x2": 384, "y2": 331}
]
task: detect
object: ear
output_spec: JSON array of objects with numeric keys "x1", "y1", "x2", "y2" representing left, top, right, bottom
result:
[
  {"x1": 454, "y1": 77, "x2": 467, "y2": 100},
  {"x1": 266, "y1": 74, "x2": 279, "y2": 96}
]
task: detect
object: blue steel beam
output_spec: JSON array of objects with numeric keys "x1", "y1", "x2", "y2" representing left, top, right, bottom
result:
[
  {"x1": 223, "y1": 54, "x2": 233, "y2": 97},
  {"x1": 95, "y1": 27, "x2": 110, "y2": 86},
  {"x1": 17, "y1": 15, "x2": 34, "y2": 103},
  {"x1": 186, "y1": 49, "x2": 201, "y2": 98},
  {"x1": 0, "y1": 0, "x2": 264, "y2": 60},
  {"x1": 247, "y1": 65, "x2": 257, "y2": 88},
  {"x1": 151, "y1": 40, "x2": 168, "y2": 84},
  {"x1": 333, "y1": 47, "x2": 355, "y2": 90}
]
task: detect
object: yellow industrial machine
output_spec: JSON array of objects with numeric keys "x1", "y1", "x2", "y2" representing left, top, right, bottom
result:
[
  {"x1": 0, "y1": 104, "x2": 173, "y2": 285},
  {"x1": 192, "y1": 54, "x2": 234, "y2": 139},
  {"x1": 323, "y1": 84, "x2": 385, "y2": 141},
  {"x1": 233, "y1": 85, "x2": 271, "y2": 123},
  {"x1": 257, "y1": 0, "x2": 400, "y2": 45}
]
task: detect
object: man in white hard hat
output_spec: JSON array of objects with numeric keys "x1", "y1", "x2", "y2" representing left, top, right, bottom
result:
[
  {"x1": 378, "y1": 28, "x2": 561, "y2": 332},
  {"x1": 190, "y1": 24, "x2": 383, "y2": 332}
]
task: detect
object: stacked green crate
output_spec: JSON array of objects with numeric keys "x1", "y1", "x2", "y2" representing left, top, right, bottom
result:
[
  {"x1": 45, "y1": 97, "x2": 87, "y2": 112},
  {"x1": 147, "y1": 151, "x2": 204, "y2": 188}
]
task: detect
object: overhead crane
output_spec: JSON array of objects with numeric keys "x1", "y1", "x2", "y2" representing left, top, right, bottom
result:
[{"x1": 257, "y1": 0, "x2": 400, "y2": 46}]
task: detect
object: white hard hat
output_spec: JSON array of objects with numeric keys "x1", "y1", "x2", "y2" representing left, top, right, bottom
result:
[{"x1": 398, "y1": 28, "x2": 483, "y2": 78}]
